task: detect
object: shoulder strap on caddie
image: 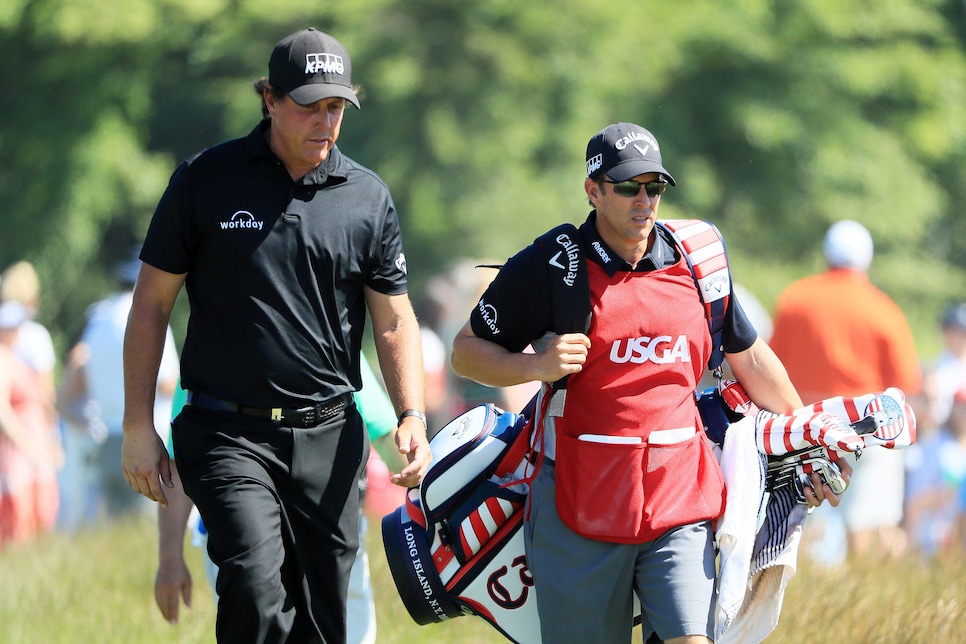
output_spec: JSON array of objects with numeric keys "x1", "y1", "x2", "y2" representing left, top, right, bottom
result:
[
  {"x1": 655, "y1": 219, "x2": 732, "y2": 370},
  {"x1": 534, "y1": 223, "x2": 591, "y2": 337},
  {"x1": 534, "y1": 222, "x2": 590, "y2": 417}
]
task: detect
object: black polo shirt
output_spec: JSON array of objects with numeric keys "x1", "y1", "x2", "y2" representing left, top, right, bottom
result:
[
  {"x1": 142, "y1": 119, "x2": 408, "y2": 407},
  {"x1": 469, "y1": 211, "x2": 758, "y2": 355}
]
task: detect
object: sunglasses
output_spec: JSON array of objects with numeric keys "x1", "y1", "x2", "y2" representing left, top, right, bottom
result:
[{"x1": 603, "y1": 179, "x2": 668, "y2": 198}]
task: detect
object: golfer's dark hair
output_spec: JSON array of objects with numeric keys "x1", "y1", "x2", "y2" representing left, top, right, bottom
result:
[{"x1": 254, "y1": 77, "x2": 286, "y2": 118}]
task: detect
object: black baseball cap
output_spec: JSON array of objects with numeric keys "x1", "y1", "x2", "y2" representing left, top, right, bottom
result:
[
  {"x1": 268, "y1": 28, "x2": 360, "y2": 108},
  {"x1": 585, "y1": 123, "x2": 675, "y2": 185}
]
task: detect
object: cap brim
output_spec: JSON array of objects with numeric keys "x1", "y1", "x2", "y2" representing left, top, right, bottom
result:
[
  {"x1": 605, "y1": 160, "x2": 676, "y2": 186},
  {"x1": 288, "y1": 83, "x2": 361, "y2": 109}
]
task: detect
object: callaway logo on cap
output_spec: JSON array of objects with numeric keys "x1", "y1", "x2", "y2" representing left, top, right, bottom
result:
[
  {"x1": 269, "y1": 28, "x2": 361, "y2": 108},
  {"x1": 585, "y1": 122, "x2": 676, "y2": 185}
]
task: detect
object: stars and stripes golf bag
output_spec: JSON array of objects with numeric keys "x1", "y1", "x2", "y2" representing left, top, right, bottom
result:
[{"x1": 381, "y1": 402, "x2": 542, "y2": 644}]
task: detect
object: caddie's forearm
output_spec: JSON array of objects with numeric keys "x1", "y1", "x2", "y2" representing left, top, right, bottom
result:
[
  {"x1": 451, "y1": 331, "x2": 537, "y2": 388},
  {"x1": 727, "y1": 337, "x2": 803, "y2": 413}
]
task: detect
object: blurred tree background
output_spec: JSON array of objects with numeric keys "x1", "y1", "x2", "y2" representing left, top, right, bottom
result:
[{"x1": 1, "y1": 0, "x2": 964, "y2": 360}]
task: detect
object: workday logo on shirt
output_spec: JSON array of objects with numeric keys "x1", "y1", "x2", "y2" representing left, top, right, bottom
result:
[
  {"x1": 477, "y1": 299, "x2": 501, "y2": 336},
  {"x1": 220, "y1": 211, "x2": 265, "y2": 231}
]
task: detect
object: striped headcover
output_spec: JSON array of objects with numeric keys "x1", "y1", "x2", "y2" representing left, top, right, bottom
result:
[
  {"x1": 755, "y1": 387, "x2": 916, "y2": 458},
  {"x1": 658, "y1": 219, "x2": 731, "y2": 369}
]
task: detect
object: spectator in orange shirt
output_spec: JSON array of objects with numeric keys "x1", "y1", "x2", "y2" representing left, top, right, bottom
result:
[{"x1": 770, "y1": 219, "x2": 922, "y2": 559}]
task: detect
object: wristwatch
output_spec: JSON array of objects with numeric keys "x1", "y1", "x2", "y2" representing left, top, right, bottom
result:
[{"x1": 398, "y1": 409, "x2": 427, "y2": 426}]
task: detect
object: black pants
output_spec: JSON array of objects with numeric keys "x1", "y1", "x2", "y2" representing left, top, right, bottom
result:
[{"x1": 173, "y1": 402, "x2": 368, "y2": 644}]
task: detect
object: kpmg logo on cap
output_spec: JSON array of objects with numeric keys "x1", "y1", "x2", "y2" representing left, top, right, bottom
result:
[
  {"x1": 305, "y1": 52, "x2": 345, "y2": 75},
  {"x1": 586, "y1": 153, "x2": 603, "y2": 176}
]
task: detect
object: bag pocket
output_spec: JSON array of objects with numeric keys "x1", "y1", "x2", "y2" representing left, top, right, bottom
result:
[{"x1": 555, "y1": 432, "x2": 647, "y2": 542}]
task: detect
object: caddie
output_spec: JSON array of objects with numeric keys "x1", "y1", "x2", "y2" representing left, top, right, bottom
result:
[{"x1": 451, "y1": 122, "x2": 852, "y2": 643}]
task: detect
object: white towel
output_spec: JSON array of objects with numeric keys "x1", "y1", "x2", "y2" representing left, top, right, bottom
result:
[
  {"x1": 715, "y1": 413, "x2": 810, "y2": 643},
  {"x1": 717, "y1": 499, "x2": 808, "y2": 644},
  {"x1": 714, "y1": 416, "x2": 765, "y2": 640}
]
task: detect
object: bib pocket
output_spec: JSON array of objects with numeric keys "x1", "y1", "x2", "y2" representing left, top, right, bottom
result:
[
  {"x1": 555, "y1": 432, "x2": 646, "y2": 542},
  {"x1": 555, "y1": 429, "x2": 724, "y2": 544},
  {"x1": 641, "y1": 430, "x2": 725, "y2": 539}
]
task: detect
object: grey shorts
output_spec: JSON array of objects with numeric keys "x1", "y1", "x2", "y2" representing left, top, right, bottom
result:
[{"x1": 524, "y1": 460, "x2": 716, "y2": 642}]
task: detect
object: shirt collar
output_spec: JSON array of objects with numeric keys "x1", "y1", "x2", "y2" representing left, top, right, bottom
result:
[
  {"x1": 579, "y1": 211, "x2": 679, "y2": 276},
  {"x1": 245, "y1": 119, "x2": 349, "y2": 186}
]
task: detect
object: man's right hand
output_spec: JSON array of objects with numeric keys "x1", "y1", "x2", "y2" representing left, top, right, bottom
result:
[{"x1": 536, "y1": 333, "x2": 591, "y2": 382}]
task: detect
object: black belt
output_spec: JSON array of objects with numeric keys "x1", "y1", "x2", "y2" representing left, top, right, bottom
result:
[{"x1": 185, "y1": 391, "x2": 352, "y2": 428}]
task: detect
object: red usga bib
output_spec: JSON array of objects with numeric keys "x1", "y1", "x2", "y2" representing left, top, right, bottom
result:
[{"x1": 554, "y1": 257, "x2": 726, "y2": 543}]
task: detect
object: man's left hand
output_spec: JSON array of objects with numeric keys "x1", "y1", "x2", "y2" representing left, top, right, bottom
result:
[
  {"x1": 391, "y1": 417, "x2": 432, "y2": 488},
  {"x1": 802, "y1": 457, "x2": 853, "y2": 508}
]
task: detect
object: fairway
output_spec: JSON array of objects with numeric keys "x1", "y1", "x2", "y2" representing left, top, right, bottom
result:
[{"x1": 1, "y1": 513, "x2": 964, "y2": 643}]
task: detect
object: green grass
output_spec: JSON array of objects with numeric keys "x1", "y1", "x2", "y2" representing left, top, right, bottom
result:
[{"x1": 1, "y1": 513, "x2": 964, "y2": 643}]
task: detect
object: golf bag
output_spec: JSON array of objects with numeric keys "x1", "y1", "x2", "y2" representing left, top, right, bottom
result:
[{"x1": 381, "y1": 403, "x2": 542, "y2": 644}]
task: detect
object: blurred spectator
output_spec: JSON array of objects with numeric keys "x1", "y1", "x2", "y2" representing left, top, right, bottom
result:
[
  {"x1": 413, "y1": 290, "x2": 454, "y2": 436},
  {"x1": 770, "y1": 220, "x2": 922, "y2": 560},
  {"x1": 55, "y1": 247, "x2": 179, "y2": 527},
  {"x1": 1, "y1": 261, "x2": 61, "y2": 535},
  {"x1": 903, "y1": 376, "x2": 966, "y2": 556},
  {"x1": 0, "y1": 261, "x2": 57, "y2": 428},
  {"x1": 955, "y1": 388, "x2": 966, "y2": 549},
  {"x1": 903, "y1": 303, "x2": 966, "y2": 556},
  {"x1": 931, "y1": 303, "x2": 966, "y2": 427},
  {"x1": 0, "y1": 301, "x2": 60, "y2": 545}
]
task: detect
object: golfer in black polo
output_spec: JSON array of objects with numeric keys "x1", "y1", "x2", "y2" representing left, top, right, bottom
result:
[{"x1": 121, "y1": 28, "x2": 431, "y2": 644}]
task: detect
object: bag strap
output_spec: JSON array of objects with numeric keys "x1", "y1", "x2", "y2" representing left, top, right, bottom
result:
[
  {"x1": 534, "y1": 223, "x2": 591, "y2": 416},
  {"x1": 656, "y1": 219, "x2": 733, "y2": 371}
]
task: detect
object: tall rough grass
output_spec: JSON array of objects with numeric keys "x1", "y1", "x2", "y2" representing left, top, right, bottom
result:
[{"x1": 1, "y1": 513, "x2": 963, "y2": 643}]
